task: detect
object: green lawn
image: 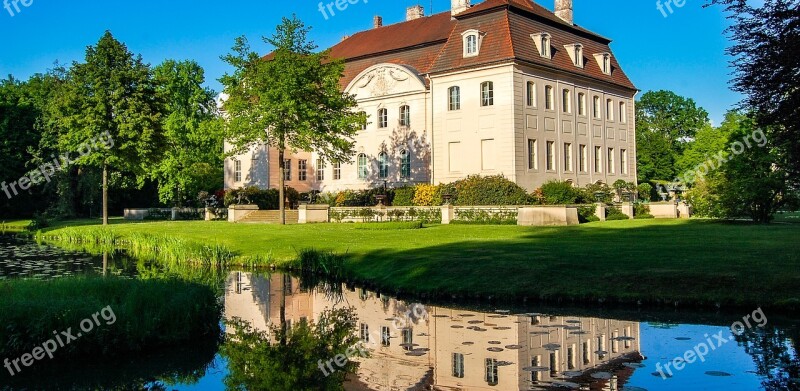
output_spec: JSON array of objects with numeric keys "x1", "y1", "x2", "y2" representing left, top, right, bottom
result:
[{"x1": 37, "y1": 218, "x2": 800, "y2": 310}]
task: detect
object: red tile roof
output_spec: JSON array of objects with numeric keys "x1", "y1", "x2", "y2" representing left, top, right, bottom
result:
[{"x1": 323, "y1": 0, "x2": 635, "y2": 91}]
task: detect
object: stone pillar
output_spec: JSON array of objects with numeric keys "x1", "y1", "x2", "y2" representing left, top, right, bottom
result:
[
  {"x1": 204, "y1": 207, "x2": 215, "y2": 221},
  {"x1": 678, "y1": 202, "x2": 691, "y2": 219},
  {"x1": 171, "y1": 207, "x2": 179, "y2": 221},
  {"x1": 595, "y1": 203, "x2": 607, "y2": 222},
  {"x1": 621, "y1": 202, "x2": 634, "y2": 219},
  {"x1": 441, "y1": 205, "x2": 454, "y2": 225}
]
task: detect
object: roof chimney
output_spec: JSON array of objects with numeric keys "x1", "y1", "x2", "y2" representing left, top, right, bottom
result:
[
  {"x1": 373, "y1": 15, "x2": 383, "y2": 29},
  {"x1": 406, "y1": 5, "x2": 424, "y2": 21},
  {"x1": 451, "y1": 0, "x2": 471, "y2": 16},
  {"x1": 555, "y1": 0, "x2": 573, "y2": 25}
]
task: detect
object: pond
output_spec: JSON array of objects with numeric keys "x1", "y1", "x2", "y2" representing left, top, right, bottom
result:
[{"x1": 0, "y1": 236, "x2": 798, "y2": 390}]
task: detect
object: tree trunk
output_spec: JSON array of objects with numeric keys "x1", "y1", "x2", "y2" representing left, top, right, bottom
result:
[
  {"x1": 102, "y1": 164, "x2": 108, "y2": 226},
  {"x1": 278, "y1": 148, "x2": 286, "y2": 225},
  {"x1": 280, "y1": 274, "x2": 287, "y2": 346}
]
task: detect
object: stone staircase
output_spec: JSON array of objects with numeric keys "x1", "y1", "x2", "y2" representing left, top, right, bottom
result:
[{"x1": 238, "y1": 210, "x2": 299, "y2": 224}]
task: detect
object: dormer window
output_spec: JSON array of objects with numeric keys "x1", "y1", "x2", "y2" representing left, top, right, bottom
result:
[
  {"x1": 594, "y1": 53, "x2": 612, "y2": 75},
  {"x1": 462, "y1": 30, "x2": 485, "y2": 58},
  {"x1": 565, "y1": 44, "x2": 584, "y2": 68},
  {"x1": 531, "y1": 33, "x2": 552, "y2": 59}
]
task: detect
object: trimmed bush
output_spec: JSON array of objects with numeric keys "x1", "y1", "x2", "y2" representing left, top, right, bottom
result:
[
  {"x1": 451, "y1": 175, "x2": 531, "y2": 206},
  {"x1": 606, "y1": 207, "x2": 630, "y2": 220},
  {"x1": 392, "y1": 187, "x2": 416, "y2": 206},
  {"x1": 638, "y1": 183, "x2": 653, "y2": 202},
  {"x1": 413, "y1": 184, "x2": 440, "y2": 206},
  {"x1": 634, "y1": 203, "x2": 655, "y2": 219},
  {"x1": 539, "y1": 180, "x2": 581, "y2": 205},
  {"x1": 577, "y1": 205, "x2": 600, "y2": 223}
]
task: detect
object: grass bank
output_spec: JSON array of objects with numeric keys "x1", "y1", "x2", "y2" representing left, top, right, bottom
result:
[
  {"x1": 0, "y1": 277, "x2": 221, "y2": 362},
  {"x1": 40, "y1": 219, "x2": 800, "y2": 311}
]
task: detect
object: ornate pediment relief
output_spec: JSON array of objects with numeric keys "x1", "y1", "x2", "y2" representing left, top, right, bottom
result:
[{"x1": 346, "y1": 64, "x2": 426, "y2": 99}]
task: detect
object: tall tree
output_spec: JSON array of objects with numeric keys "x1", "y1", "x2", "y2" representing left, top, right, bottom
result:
[
  {"x1": 710, "y1": 0, "x2": 800, "y2": 184},
  {"x1": 53, "y1": 31, "x2": 163, "y2": 225},
  {"x1": 152, "y1": 60, "x2": 222, "y2": 206},
  {"x1": 220, "y1": 16, "x2": 365, "y2": 224},
  {"x1": 636, "y1": 90, "x2": 710, "y2": 183}
]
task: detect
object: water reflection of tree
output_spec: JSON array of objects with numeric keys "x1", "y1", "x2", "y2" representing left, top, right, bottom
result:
[
  {"x1": 221, "y1": 307, "x2": 361, "y2": 391},
  {"x1": 736, "y1": 326, "x2": 800, "y2": 390}
]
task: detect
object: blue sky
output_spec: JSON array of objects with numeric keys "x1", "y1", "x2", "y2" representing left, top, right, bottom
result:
[{"x1": 0, "y1": 0, "x2": 738, "y2": 124}]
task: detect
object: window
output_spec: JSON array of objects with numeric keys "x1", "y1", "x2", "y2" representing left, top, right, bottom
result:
[
  {"x1": 399, "y1": 105, "x2": 411, "y2": 127},
  {"x1": 360, "y1": 323, "x2": 369, "y2": 343},
  {"x1": 233, "y1": 159, "x2": 242, "y2": 182},
  {"x1": 381, "y1": 326, "x2": 390, "y2": 347},
  {"x1": 526, "y1": 81, "x2": 536, "y2": 107},
  {"x1": 333, "y1": 162, "x2": 341, "y2": 180},
  {"x1": 550, "y1": 351, "x2": 560, "y2": 375},
  {"x1": 598, "y1": 335, "x2": 607, "y2": 359},
  {"x1": 485, "y1": 358, "x2": 499, "y2": 386},
  {"x1": 593, "y1": 96, "x2": 601, "y2": 118},
  {"x1": 608, "y1": 147, "x2": 615, "y2": 174},
  {"x1": 564, "y1": 143, "x2": 573, "y2": 172},
  {"x1": 545, "y1": 85, "x2": 554, "y2": 110},
  {"x1": 619, "y1": 102, "x2": 627, "y2": 123},
  {"x1": 612, "y1": 331, "x2": 620, "y2": 353},
  {"x1": 532, "y1": 33, "x2": 551, "y2": 58},
  {"x1": 595, "y1": 146, "x2": 603, "y2": 173},
  {"x1": 595, "y1": 53, "x2": 612, "y2": 75},
  {"x1": 621, "y1": 149, "x2": 628, "y2": 174},
  {"x1": 378, "y1": 108, "x2": 388, "y2": 128},
  {"x1": 400, "y1": 150, "x2": 411, "y2": 178},
  {"x1": 298, "y1": 160, "x2": 307, "y2": 181},
  {"x1": 578, "y1": 93, "x2": 586, "y2": 116},
  {"x1": 284, "y1": 159, "x2": 292, "y2": 181},
  {"x1": 527, "y1": 139, "x2": 538, "y2": 170},
  {"x1": 579, "y1": 144, "x2": 588, "y2": 173},
  {"x1": 360, "y1": 111, "x2": 367, "y2": 130},
  {"x1": 606, "y1": 99, "x2": 614, "y2": 121},
  {"x1": 583, "y1": 341, "x2": 592, "y2": 364},
  {"x1": 402, "y1": 328, "x2": 413, "y2": 351},
  {"x1": 357, "y1": 154, "x2": 368, "y2": 179},
  {"x1": 378, "y1": 152, "x2": 388, "y2": 179},
  {"x1": 568, "y1": 345, "x2": 576, "y2": 370},
  {"x1": 448, "y1": 86, "x2": 461, "y2": 111},
  {"x1": 316, "y1": 159, "x2": 325, "y2": 181},
  {"x1": 546, "y1": 141, "x2": 555, "y2": 171},
  {"x1": 565, "y1": 44, "x2": 584, "y2": 67},
  {"x1": 465, "y1": 34, "x2": 478, "y2": 56},
  {"x1": 480, "y1": 81, "x2": 494, "y2": 107},
  {"x1": 562, "y1": 89, "x2": 572, "y2": 113},
  {"x1": 453, "y1": 353, "x2": 465, "y2": 378},
  {"x1": 462, "y1": 30, "x2": 484, "y2": 57},
  {"x1": 531, "y1": 356, "x2": 542, "y2": 382}
]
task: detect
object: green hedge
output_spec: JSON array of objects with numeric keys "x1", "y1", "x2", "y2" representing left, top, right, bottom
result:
[{"x1": 224, "y1": 186, "x2": 300, "y2": 210}]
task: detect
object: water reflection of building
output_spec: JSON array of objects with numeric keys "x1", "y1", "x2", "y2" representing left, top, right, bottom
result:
[{"x1": 224, "y1": 272, "x2": 643, "y2": 390}]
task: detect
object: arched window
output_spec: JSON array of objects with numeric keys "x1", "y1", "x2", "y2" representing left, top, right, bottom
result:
[
  {"x1": 606, "y1": 99, "x2": 614, "y2": 121},
  {"x1": 357, "y1": 153, "x2": 368, "y2": 179},
  {"x1": 578, "y1": 93, "x2": 586, "y2": 116},
  {"x1": 562, "y1": 89, "x2": 572, "y2": 113},
  {"x1": 399, "y1": 105, "x2": 411, "y2": 127},
  {"x1": 378, "y1": 152, "x2": 388, "y2": 179},
  {"x1": 593, "y1": 96, "x2": 601, "y2": 118},
  {"x1": 527, "y1": 81, "x2": 536, "y2": 107},
  {"x1": 448, "y1": 86, "x2": 461, "y2": 111},
  {"x1": 400, "y1": 150, "x2": 411, "y2": 178},
  {"x1": 481, "y1": 81, "x2": 494, "y2": 107},
  {"x1": 545, "y1": 85, "x2": 554, "y2": 110},
  {"x1": 619, "y1": 102, "x2": 627, "y2": 123},
  {"x1": 377, "y1": 108, "x2": 388, "y2": 128}
]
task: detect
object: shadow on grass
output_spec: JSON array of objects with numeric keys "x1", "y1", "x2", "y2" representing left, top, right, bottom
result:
[{"x1": 344, "y1": 219, "x2": 800, "y2": 311}]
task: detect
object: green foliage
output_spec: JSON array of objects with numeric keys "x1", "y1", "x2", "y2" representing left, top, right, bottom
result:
[
  {"x1": 222, "y1": 307, "x2": 360, "y2": 391},
  {"x1": 293, "y1": 249, "x2": 347, "y2": 279},
  {"x1": 353, "y1": 221, "x2": 424, "y2": 230},
  {"x1": 539, "y1": 180, "x2": 581, "y2": 205},
  {"x1": 392, "y1": 187, "x2": 416, "y2": 206},
  {"x1": 577, "y1": 205, "x2": 600, "y2": 223},
  {"x1": 451, "y1": 175, "x2": 531, "y2": 206},
  {"x1": 412, "y1": 184, "x2": 440, "y2": 206},
  {"x1": 53, "y1": 32, "x2": 164, "y2": 223},
  {"x1": 144, "y1": 208, "x2": 171, "y2": 221},
  {"x1": 224, "y1": 187, "x2": 278, "y2": 210},
  {"x1": 314, "y1": 192, "x2": 338, "y2": 207},
  {"x1": 634, "y1": 203, "x2": 655, "y2": 219},
  {"x1": 0, "y1": 277, "x2": 221, "y2": 361},
  {"x1": 150, "y1": 60, "x2": 222, "y2": 206},
  {"x1": 333, "y1": 188, "x2": 393, "y2": 207},
  {"x1": 606, "y1": 207, "x2": 630, "y2": 221},
  {"x1": 636, "y1": 90, "x2": 710, "y2": 183},
  {"x1": 637, "y1": 183, "x2": 653, "y2": 202},
  {"x1": 453, "y1": 208, "x2": 518, "y2": 225}
]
